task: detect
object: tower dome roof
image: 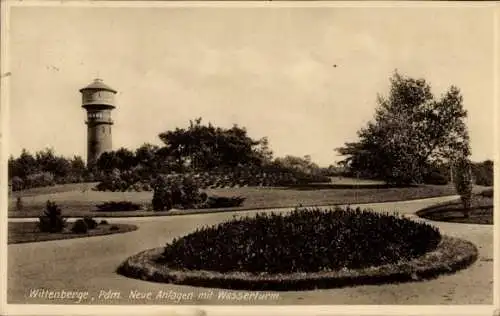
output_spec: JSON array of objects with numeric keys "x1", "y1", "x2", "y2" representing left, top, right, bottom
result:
[{"x1": 79, "y1": 78, "x2": 117, "y2": 93}]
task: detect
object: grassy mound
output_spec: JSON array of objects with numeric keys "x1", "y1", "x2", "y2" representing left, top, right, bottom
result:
[
  {"x1": 159, "y1": 207, "x2": 441, "y2": 274},
  {"x1": 417, "y1": 189, "x2": 493, "y2": 225}
]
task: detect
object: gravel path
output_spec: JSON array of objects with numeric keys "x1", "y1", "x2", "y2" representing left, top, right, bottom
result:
[{"x1": 7, "y1": 196, "x2": 493, "y2": 305}]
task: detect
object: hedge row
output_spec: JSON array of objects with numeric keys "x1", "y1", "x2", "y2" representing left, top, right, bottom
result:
[
  {"x1": 96, "y1": 201, "x2": 143, "y2": 212},
  {"x1": 95, "y1": 168, "x2": 331, "y2": 192},
  {"x1": 10, "y1": 173, "x2": 90, "y2": 192}
]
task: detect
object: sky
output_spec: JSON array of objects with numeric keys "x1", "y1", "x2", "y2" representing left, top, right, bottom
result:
[{"x1": 6, "y1": 4, "x2": 496, "y2": 167}]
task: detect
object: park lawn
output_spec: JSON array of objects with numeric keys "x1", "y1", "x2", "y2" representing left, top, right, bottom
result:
[
  {"x1": 8, "y1": 221, "x2": 138, "y2": 244},
  {"x1": 417, "y1": 193, "x2": 493, "y2": 225},
  {"x1": 7, "y1": 182, "x2": 477, "y2": 218}
]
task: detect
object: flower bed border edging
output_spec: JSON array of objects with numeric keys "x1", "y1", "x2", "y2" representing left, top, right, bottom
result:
[{"x1": 116, "y1": 235, "x2": 478, "y2": 291}]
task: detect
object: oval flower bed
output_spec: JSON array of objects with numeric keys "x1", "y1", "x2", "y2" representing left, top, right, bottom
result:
[
  {"x1": 416, "y1": 189, "x2": 493, "y2": 225},
  {"x1": 117, "y1": 207, "x2": 478, "y2": 290}
]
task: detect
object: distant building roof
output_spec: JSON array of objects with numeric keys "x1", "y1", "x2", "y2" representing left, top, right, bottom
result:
[{"x1": 79, "y1": 79, "x2": 117, "y2": 93}]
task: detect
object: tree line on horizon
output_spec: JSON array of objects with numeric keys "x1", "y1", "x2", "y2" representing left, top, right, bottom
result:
[
  {"x1": 8, "y1": 119, "x2": 329, "y2": 191},
  {"x1": 8, "y1": 71, "x2": 494, "y2": 192}
]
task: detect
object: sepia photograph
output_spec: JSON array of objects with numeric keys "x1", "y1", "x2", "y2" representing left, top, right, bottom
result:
[{"x1": 1, "y1": 1, "x2": 498, "y2": 315}]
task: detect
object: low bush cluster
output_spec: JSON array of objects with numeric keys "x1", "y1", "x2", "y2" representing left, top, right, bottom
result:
[
  {"x1": 10, "y1": 173, "x2": 92, "y2": 191},
  {"x1": 159, "y1": 207, "x2": 442, "y2": 274},
  {"x1": 152, "y1": 175, "x2": 246, "y2": 211},
  {"x1": 94, "y1": 166, "x2": 331, "y2": 192},
  {"x1": 95, "y1": 201, "x2": 143, "y2": 212},
  {"x1": 12, "y1": 172, "x2": 55, "y2": 191},
  {"x1": 201, "y1": 196, "x2": 246, "y2": 209},
  {"x1": 71, "y1": 216, "x2": 99, "y2": 233},
  {"x1": 83, "y1": 216, "x2": 98, "y2": 229},
  {"x1": 71, "y1": 219, "x2": 89, "y2": 234},
  {"x1": 474, "y1": 173, "x2": 493, "y2": 187},
  {"x1": 95, "y1": 169, "x2": 150, "y2": 192},
  {"x1": 152, "y1": 176, "x2": 205, "y2": 211},
  {"x1": 37, "y1": 201, "x2": 102, "y2": 234},
  {"x1": 423, "y1": 171, "x2": 449, "y2": 185},
  {"x1": 472, "y1": 160, "x2": 493, "y2": 186}
]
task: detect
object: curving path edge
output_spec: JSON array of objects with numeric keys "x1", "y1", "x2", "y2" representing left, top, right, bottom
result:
[{"x1": 7, "y1": 195, "x2": 493, "y2": 305}]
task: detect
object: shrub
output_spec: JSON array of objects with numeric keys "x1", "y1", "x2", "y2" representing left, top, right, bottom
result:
[
  {"x1": 152, "y1": 176, "x2": 173, "y2": 211},
  {"x1": 152, "y1": 175, "x2": 207, "y2": 210},
  {"x1": 453, "y1": 158, "x2": 473, "y2": 218},
  {"x1": 160, "y1": 207, "x2": 441, "y2": 274},
  {"x1": 202, "y1": 196, "x2": 246, "y2": 209},
  {"x1": 38, "y1": 200, "x2": 66, "y2": 233},
  {"x1": 109, "y1": 225, "x2": 120, "y2": 231},
  {"x1": 474, "y1": 168, "x2": 493, "y2": 186},
  {"x1": 472, "y1": 160, "x2": 493, "y2": 186},
  {"x1": 181, "y1": 176, "x2": 200, "y2": 207},
  {"x1": 132, "y1": 182, "x2": 143, "y2": 192},
  {"x1": 479, "y1": 188, "x2": 493, "y2": 198},
  {"x1": 199, "y1": 192, "x2": 208, "y2": 203},
  {"x1": 95, "y1": 168, "x2": 128, "y2": 192},
  {"x1": 25, "y1": 172, "x2": 55, "y2": 189},
  {"x1": 10, "y1": 176, "x2": 24, "y2": 191},
  {"x1": 71, "y1": 219, "x2": 88, "y2": 234},
  {"x1": 83, "y1": 216, "x2": 98, "y2": 230},
  {"x1": 423, "y1": 171, "x2": 449, "y2": 185},
  {"x1": 100, "y1": 220, "x2": 109, "y2": 225},
  {"x1": 475, "y1": 173, "x2": 493, "y2": 186},
  {"x1": 96, "y1": 201, "x2": 142, "y2": 212}
]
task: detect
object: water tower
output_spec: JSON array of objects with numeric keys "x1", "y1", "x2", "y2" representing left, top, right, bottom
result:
[{"x1": 80, "y1": 79, "x2": 117, "y2": 167}]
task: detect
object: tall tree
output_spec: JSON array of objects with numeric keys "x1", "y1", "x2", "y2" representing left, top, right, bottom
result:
[
  {"x1": 11, "y1": 149, "x2": 38, "y2": 178},
  {"x1": 158, "y1": 118, "x2": 265, "y2": 170},
  {"x1": 70, "y1": 156, "x2": 86, "y2": 173},
  {"x1": 135, "y1": 143, "x2": 160, "y2": 170},
  {"x1": 35, "y1": 148, "x2": 73, "y2": 179},
  {"x1": 96, "y1": 147, "x2": 137, "y2": 172},
  {"x1": 337, "y1": 71, "x2": 470, "y2": 185},
  {"x1": 254, "y1": 137, "x2": 274, "y2": 166}
]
